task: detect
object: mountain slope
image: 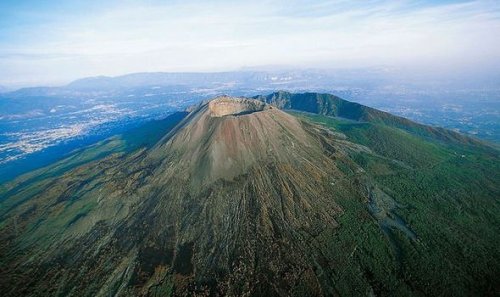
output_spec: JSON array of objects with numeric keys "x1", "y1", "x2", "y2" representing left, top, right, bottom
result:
[
  {"x1": 0, "y1": 95, "x2": 498, "y2": 296},
  {"x1": 292, "y1": 112, "x2": 499, "y2": 294},
  {"x1": 254, "y1": 91, "x2": 485, "y2": 146},
  {"x1": 0, "y1": 97, "x2": 364, "y2": 296}
]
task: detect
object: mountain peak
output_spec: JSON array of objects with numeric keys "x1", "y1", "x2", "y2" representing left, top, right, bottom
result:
[
  {"x1": 208, "y1": 96, "x2": 271, "y2": 117},
  {"x1": 148, "y1": 97, "x2": 322, "y2": 189}
]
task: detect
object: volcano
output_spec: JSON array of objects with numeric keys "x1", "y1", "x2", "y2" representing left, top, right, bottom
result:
[{"x1": 1, "y1": 93, "x2": 499, "y2": 296}]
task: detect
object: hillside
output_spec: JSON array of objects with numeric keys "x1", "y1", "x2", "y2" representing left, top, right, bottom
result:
[
  {"x1": 254, "y1": 91, "x2": 486, "y2": 146},
  {"x1": 0, "y1": 94, "x2": 498, "y2": 296}
]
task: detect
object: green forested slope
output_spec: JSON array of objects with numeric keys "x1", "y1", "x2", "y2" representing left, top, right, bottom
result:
[
  {"x1": 293, "y1": 112, "x2": 500, "y2": 296},
  {"x1": 256, "y1": 91, "x2": 484, "y2": 146}
]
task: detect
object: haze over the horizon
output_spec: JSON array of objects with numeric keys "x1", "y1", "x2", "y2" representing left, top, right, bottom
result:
[{"x1": 1, "y1": 0, "x2": 500, "y2": 87}]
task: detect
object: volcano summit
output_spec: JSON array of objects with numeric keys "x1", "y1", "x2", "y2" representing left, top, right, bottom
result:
[
  {"x1": 208, "y1": 96, "x2": 270, "y2": 117},
  {"x1": 1, "y1": 93, "x2": 499, "y2": 296}
]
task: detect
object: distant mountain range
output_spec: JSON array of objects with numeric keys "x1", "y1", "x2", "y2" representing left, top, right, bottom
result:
[
  {"x1": 3, "y1": 70, "x2": 498, "y2": 142},
  {"x1": 1, "y1": 92, "x2": 498, "y2": 296},
  {"x1": 5, "y1": 70, "x2": 333, "y2": 96}
]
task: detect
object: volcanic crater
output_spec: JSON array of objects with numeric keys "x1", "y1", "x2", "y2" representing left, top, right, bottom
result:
[{"x1": 208, "y1": 96, "x2": 270, "y2": 117}]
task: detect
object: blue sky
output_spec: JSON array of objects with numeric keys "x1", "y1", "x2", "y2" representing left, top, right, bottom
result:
[{"x1": 1, "y1": 0, "x2": 499, "y2": 86}]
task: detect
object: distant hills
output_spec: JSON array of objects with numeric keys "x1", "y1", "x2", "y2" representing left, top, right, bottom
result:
[
  {"x1": 1, "y1": 92, "x2": 498, "y2": 296},
  {"x1": 3, "y1": 70, "x2": 498, "y2": 142},
  {"x1": 66, "y1": 72, "x2": 272, "y2": 90},
  {"x1": 5, "y1": 70, "x2": 334, "y2": 96}
]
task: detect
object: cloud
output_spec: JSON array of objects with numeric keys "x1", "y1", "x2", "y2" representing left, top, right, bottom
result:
[{"x1": 0, "y1": 0, "x2": 499, "y2": 86}]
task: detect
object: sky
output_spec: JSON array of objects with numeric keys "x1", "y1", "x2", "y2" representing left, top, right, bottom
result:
[{"x1": 0, "y1": 0, "x2": 500, "y2": 87}]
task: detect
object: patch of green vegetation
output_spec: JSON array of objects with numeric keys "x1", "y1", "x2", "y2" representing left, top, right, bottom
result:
[
  {"x1": 266, "y1": 91, "x2": 487, "y2": 148},
  {"x1": 149, "y1": 275, "x2": 174, "y2": 297},
  {"x1": 121, "y1": 112, "x2": 188, "y2": 152},
  {"x1": 293, "y1": 112, "x2": 452, "y2": 167},
  {"x1": 295, "y1": 111, "x2": 500, "y2": 296},
  {"x1": 321, "y1": 188, "x2": 414, "y2": 296}
]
